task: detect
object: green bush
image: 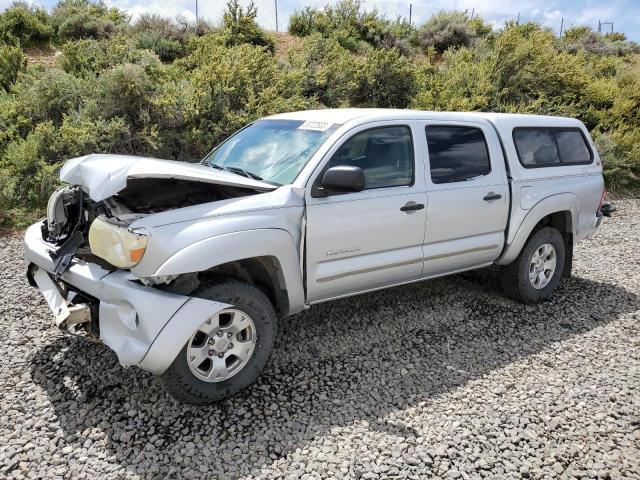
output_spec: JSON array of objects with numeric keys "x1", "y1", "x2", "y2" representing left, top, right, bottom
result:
[
  {"x1": 0, "y1": 121, "x2": 62, "y2": 213},
  {"x1": 136, "y1": 31, "x2": 184, "y2": 61},
  {"x1": 217, "y1": 0, "x2": 274, "y2": 53},
  {"x1": 489, "y1": 24, "x2": 588, "y2": 109},
  {"x1": 288, "y1": 0, "x2": 415, "y2": 54},
  {"x1": 132, "y1": 14, "x2": 199, "y2": 61},
  {"x1": 184, "y1": 38, "x2": 309, "y2": 152},
  {"x1": 2, "y1": 1, "x2": 640, "y2": 226},
  {"x1": 0, "y1": 3, "x2": 53, "y2": 46},
  {"x1": 133, "y1": 13, "x2": 198, "y2": 43},
  {"x1": 560, "y1": 26, "x2": 640, "y2": 56},
  {"x1": 2, "y1": 68, "x2": 87, "y2": 134},
  {"x1": 288, "y1": 6, "x2": 319, "y2": 37},
  {"x1": 416, "y1": 10, "x2": 478, "y2": 53},
  {"x1": 354, "y1": 47, "x2": 416, "y2": 107},
  {"x1": 0, "y1": 44, "x2": 27, "y2": 91},
  {"x1": 290, "y1": 33, "x2": 361, "y2": 107},
  {"x1": 59, "y1": 35, "x2": 161, "y2": 76},
  {"x1": 411, "y1": 47, "x2": 492, "y2": 111},
  {"x1": 51, "y1": 0, "x2": 128, "y2": 41}
]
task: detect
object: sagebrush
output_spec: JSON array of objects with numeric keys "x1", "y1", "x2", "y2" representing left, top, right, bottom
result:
[{"x1": 0, "y1": 0, "x2": 639, "y2": 226}]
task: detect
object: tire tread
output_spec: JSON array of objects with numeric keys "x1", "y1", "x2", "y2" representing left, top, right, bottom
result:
[{"x1": 499, "y1": 227, "x2": 565, "y2": 304}]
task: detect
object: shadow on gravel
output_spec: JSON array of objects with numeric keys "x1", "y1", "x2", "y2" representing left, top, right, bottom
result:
[{"x1": 29, "y1": 271, "x2": 639, "y2": 478}]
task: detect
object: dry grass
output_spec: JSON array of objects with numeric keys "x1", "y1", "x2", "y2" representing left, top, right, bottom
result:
[
  {"x1": 272, "y1": 32, "x2": 305, "y2": 60},
  {"x1": 23, "y1": 46, "x2": 60, "y2": 68}
]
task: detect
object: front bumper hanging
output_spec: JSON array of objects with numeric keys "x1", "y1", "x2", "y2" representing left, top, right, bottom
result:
[{"x1": 24, "y1": 221, "x2": 229, "y2": 374}]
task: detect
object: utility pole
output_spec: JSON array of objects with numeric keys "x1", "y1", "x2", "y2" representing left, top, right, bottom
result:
[
  {"x1": 559, "y1": 17, "x2": 564, "y2": 36},
  {"x1": 409, "y1": 4, "x2": 412, "y2": 25},
  {"x1": 516, "y1": 13, "x2": 520, "y2": 25},
  {"x1": 274, "y1": 0, "x2": 279, "y2": 32},
  {"x1": 195, "y1": 0, "x2": 198, "y2": 27}
]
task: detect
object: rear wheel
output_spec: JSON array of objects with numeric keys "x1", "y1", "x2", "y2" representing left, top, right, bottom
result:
[
  {"x1": 500, "y1": 227, "x2": 565, "y2": 303},
  {"x1": 160, "y1": 278, "x2": 277, "y2": 404}
]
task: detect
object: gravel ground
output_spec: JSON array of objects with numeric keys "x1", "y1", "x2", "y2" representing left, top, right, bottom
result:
[{"x1": 1, "y1": 200, "x2": 639, "y2": 480}]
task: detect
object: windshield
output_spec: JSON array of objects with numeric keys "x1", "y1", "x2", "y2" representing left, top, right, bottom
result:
[{"x1": 203, "y1": 119, "x2": 339, "y2": 185}]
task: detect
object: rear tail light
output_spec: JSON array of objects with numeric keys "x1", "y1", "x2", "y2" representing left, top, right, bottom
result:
[{"x1": 598, "y1": 187, "x2": 606, "y2": 212}]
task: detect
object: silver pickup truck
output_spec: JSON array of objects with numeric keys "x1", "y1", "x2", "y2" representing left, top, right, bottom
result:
[{"x1": 24, "y1": 109, "x2": 612, "y2": 404}]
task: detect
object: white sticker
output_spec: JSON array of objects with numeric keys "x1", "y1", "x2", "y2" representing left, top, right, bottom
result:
[{"x1": 298, "y1": 120, "x2": 332, "y2": 131}]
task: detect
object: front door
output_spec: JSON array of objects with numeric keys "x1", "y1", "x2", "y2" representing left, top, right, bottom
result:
[
  {"x1": 305, "y1": 122, "x2": 427, "y2": 303},
  {"x1": 421, "y1": 121, "x2": 510, "y2": 276}
]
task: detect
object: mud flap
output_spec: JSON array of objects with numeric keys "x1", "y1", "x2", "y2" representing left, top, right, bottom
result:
[{"x1": 562, "y1": 233, "x2": 573, "y2": 278}]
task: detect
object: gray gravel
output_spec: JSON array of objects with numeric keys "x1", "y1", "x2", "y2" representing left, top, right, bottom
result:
[{"x1": 1, "y1": 200, "x2": 639, "y2": 480}]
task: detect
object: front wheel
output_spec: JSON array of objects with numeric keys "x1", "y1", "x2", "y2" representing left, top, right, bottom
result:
[
  {"x1": 500, "y1": 227, "x2": 566, "y2": 303},
  {"x1": 160, "y1": 278, "x2": 277, "y2": 405}
]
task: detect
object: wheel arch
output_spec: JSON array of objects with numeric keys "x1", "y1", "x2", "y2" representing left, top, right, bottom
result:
[
  {"x1": 498, "y1": 193, "x2": 577, "y2": 266},
  {"x1": 198, "y1": 256, "x2": 290, "y2": 318},
  {"x1": 152, "y1": 229, "x2": 305, "y2": 315}
]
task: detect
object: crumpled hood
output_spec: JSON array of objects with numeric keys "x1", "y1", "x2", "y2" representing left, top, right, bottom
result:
[{"x1": 60, "y1": 154, "x2": 277, "y2": 201}]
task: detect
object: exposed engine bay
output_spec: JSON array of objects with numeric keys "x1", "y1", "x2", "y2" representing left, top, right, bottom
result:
[{"x1": 44, "y1": 178, "x2": 262, "y2": 275}]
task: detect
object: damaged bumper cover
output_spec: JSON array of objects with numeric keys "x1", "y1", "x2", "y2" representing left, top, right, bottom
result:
[{"x1": 24, "y1": 221, "x2": 229, "y2": 374}]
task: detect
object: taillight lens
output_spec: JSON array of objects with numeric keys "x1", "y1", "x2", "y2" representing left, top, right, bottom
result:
[{"x1": 598, "y1": 187, "x2": 607, "y2": 212}]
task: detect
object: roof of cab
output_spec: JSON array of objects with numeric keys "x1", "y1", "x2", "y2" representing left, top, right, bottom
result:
[{"x1": 266, "y1": 108, "x2": 587, "y2": 131}]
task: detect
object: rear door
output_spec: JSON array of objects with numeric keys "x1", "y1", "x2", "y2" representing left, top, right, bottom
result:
[
  {"x1": 422, "y1": 121, "x2": 509, "y2": 276},
  {"x1": 305, "y1": 121, "x2": 427, "y2": 302}
]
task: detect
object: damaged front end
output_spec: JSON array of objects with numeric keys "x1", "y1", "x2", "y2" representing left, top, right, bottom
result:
[
  {"x1": 44, "y1": 185, "x2": 91, "y2": 276},
  {"x1": 25, "y1": 152, "x2": 279, "y2": 371},
  {"x1": 44, "y1": 158, "x2": 274, "y2": 277}
]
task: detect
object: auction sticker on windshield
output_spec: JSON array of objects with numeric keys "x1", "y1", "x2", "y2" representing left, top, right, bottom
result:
[{"x1": 298, "y1": 120, "x2": 333, "y2": 131}]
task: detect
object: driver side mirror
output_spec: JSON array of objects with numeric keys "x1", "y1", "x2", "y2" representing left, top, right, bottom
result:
[{"x1": 316, "y1": 166, "x2": 365, "y2": 196}]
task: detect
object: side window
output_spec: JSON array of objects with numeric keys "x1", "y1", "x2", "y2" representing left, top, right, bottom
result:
[
  {"x1": 513, "y1": 128, "x2": 593, "y2": 167},
  {"x1": 513, "y1": 129, "x2": 560, "y2": 166},
  {"x1": 325, "y1": 126, "x2": 414, "y2": 189},
  {"x1": 425, "y1": 126, "x2": 491, "y2": 184},
  {"x1": 555, "y1": 130, "x2": 592, "y2": 164}
]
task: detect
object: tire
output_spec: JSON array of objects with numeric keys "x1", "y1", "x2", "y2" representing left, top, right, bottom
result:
[
  {"x1": 160, "y1": 277, "x2": 277, "y2": 405},
  {"x1": 500, "y1": 227, "x2": 566, "y2": 304}
]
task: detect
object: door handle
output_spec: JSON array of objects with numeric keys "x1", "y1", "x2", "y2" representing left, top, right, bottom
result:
[
  {"x1": 483, "y1": 193, "x2": 502, "y2": 201},
  {"x1": 400, "y1": 202, "x2": 425, "y2": 212}
]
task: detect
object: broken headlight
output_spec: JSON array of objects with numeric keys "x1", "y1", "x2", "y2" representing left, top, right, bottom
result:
[{"x1": 88, "y1": 216, "x2": 148, "y2": 268}]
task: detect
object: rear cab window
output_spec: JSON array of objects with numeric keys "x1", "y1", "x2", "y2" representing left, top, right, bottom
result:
[
  {"x1": 425, "y1": 125, "x2": 491, "y2": 184},
  {"x1": 513, "y1": 128, "x2": 593, "y2": 168}
]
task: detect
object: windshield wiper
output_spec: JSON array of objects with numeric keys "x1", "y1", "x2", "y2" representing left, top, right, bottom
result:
[
  {"x1": 209, "y1": 164, "x2": 282, "y2": 187},
  {"x1": 209, "y1": 164, "x2": 262, "y2": 180},
  {"x1": 225, "y1": 166, "x2": 265, "y2": 181}
]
